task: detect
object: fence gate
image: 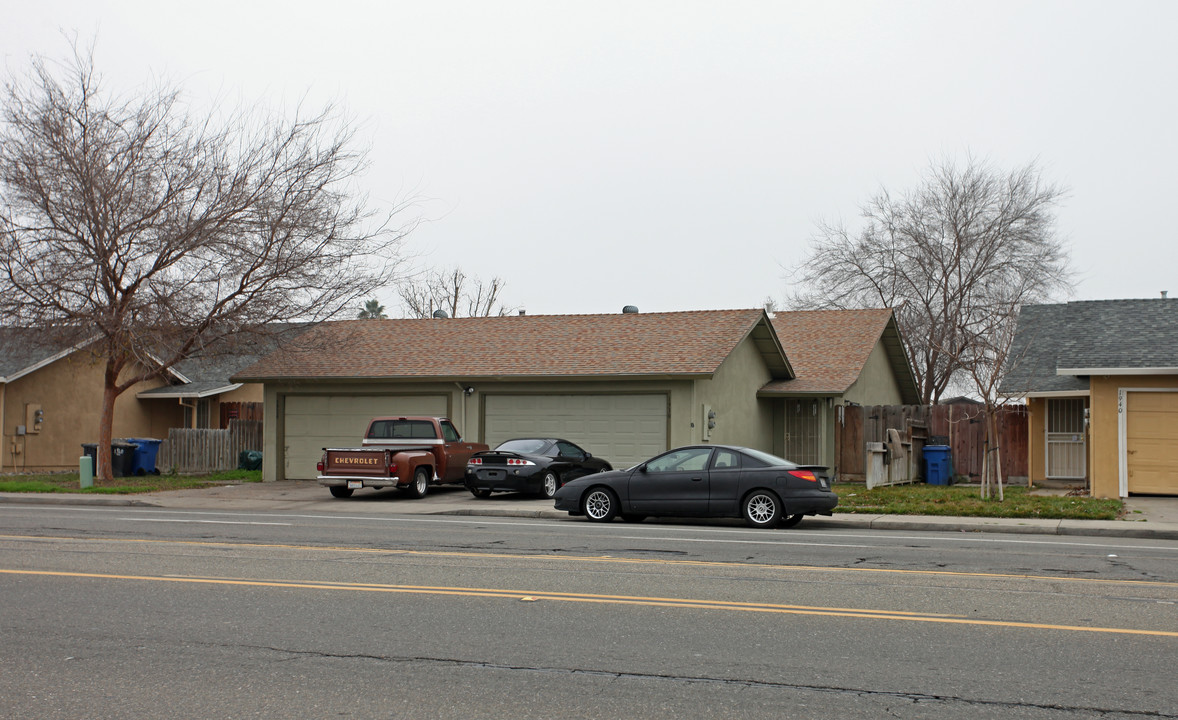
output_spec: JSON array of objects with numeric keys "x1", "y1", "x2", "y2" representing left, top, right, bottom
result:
[{"x1": 1046, "y1": 398, "x2": 1086, "y2": 479}]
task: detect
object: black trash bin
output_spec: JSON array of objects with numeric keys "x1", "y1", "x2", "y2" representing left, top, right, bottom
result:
[{"x1": 82, "y1": 442, "x2": 137, "y2": 477}]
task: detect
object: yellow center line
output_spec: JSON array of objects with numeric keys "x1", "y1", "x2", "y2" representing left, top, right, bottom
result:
[
  {"x1": 3, "y1": 567, "x2": 1176, "y2": 639},
  {"x1": 2, "y1": 532, "x2": 1176, "y2": 589}
]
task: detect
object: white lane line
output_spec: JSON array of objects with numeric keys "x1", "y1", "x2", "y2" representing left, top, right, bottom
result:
[
  {"x1": 123, "y1": 518, "x2": 293, "y2": 526},
  {"x1": 5, "y1": 505, "x2": 1178, "y2": 552}
]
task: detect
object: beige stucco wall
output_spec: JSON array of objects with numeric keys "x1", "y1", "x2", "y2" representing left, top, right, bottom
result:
[
  {"x1": 694, "y1": 335, "x2": 776, "y2": 452},
  {"x1": 2, "y1": 351, "x2": 179, "y2": 473},
  {"x1": 842, "y1": 341, "x2": 905, "y2": 407},
  {"x1": 1088, "y1": 375, "x2": 1178, "y2": 498},
  {"x1": 1025, "y1": 397, "x2": 1048, "y2": 487}
]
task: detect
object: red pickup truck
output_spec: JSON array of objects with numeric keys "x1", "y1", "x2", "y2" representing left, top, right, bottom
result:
[{"x1": 316, "y1": 417, "x2": 488, "y2": 499}]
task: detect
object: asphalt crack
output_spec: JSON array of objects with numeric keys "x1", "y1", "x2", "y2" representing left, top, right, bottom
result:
[{"x1": 243, "y1": 645, "x2": 1177, "y2": 718}]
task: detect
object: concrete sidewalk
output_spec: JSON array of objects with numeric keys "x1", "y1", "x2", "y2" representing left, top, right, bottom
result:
[{"x1": 3, "y1": 480, "x2": 1178, "y2": 540}]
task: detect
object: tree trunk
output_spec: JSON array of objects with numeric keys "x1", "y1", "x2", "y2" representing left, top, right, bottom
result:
[{"x1": 96, "y1": 361, "x2": 121, "y2": 482}]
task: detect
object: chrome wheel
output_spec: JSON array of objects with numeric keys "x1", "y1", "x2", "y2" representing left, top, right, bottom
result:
[
  {"x1": 743, "y1": 491, "x2": 781, "y2": 528},
  {"x1": 540, "y1": 471, "x2": 559, "y2": 499},
  {"x1": 584, "y1": 488, "x2": 618, "y2": 522},
  {"x1": 405, "y1": 467, "x2": 430, "y2": 498}
]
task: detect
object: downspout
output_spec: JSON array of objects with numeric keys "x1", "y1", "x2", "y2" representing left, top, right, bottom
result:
[
  {"x1": 0, "y1": 381, "x2": 6, "y2": 473},
  {"x1": 179, "y1": 397, "x2": 196, "y2": 428}
]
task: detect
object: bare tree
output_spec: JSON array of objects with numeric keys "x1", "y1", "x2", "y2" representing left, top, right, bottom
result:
[
  {"x1": 0, "y1": 44, "x2": 408, "y2": 479},
  {"x1": 787, "y1": 156, "x2": 1073, "y2": 404},
  {"x1": 398, "y1": 267, "x2": 513, "y2": 318}
]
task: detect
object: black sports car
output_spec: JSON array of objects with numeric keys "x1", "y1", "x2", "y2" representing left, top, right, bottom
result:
[
  {"x1": 553, "y1": 444, "x2": 838, "y2": 528},
  {"x1": 465, "y1": 438, "x2": 612, "y2": 499}
]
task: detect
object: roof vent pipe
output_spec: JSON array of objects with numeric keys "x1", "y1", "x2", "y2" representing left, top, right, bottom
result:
[
  {"x1": 1163, "y1": 291, "x2": 1169, "y2": 299},
  {"x1": 518, "y1": 309, "x2": 526, "y2": 316},
  {"x1": 622, "y1": 305, "x2": 639, "y2": 314},
  {"x1": 432, "y1": 309, "x2": 449, "y2": 319}
]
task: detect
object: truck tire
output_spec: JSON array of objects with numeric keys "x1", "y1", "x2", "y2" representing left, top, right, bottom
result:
[
  {"x1": 329, "y1": 486, "x2": 354, "y2": 499},
  {"x1": 404, "y1": 467, "x2": 430, "y2": 499}
]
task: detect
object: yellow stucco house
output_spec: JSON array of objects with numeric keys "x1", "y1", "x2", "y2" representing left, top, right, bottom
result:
[
  {"x1": 1000, "y1": 298, "x2": 1178, "y2": 498},
  {"x1": 0, "y1": 330, "x2": 263, "y2": 473}
]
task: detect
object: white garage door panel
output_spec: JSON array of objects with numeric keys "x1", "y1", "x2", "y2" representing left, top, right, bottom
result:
[
  {"x1": 485, "y1": 394, "x2": 667, "y2": 468},
  {"x1": 283, "y1": 394, "x2": 448, "y2": 480},
  {"x1": 1126, "y1": 392, "x2": 1178, "y2": 495}
]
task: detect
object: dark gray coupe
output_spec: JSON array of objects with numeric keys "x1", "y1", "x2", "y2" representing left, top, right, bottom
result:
[{"x1": 552, "y1": 445, "x2": 838, "y2": 528}]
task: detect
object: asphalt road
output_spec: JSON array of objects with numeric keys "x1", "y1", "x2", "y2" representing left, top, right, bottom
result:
[{"x1": 2, "y1": 504, "x2": 1177, "y2": 719}]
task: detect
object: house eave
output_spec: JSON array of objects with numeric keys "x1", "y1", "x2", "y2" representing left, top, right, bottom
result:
[
  {"x1": 1057, "y1": 367, "x2": 1178, "y2": 376},
  {"x1": 137, "y1": 383, "x2": 243, "y2": 399},
  {"x1": 1004, "y1": 389, "x2": 1092, "y2": 399}
]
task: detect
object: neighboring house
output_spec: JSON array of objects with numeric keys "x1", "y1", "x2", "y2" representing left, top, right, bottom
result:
[
  {"x1": 1000, "y1": 298, "x2": 1178, "y2": 498},
  {"x1": 232, "y1": 308, "x2": 919, "y2": 483},
  {"x1": 0, "y1": 329, "x2": 177, "y2": 473},
  {"x1": 0, "y1": 329, "x2": 271, "y2": 473}
]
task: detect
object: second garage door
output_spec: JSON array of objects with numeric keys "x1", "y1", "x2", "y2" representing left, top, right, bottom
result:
[
  {"x1": 484, "y1": 394, "x2": 668, "y2": 469},
  {"x1": 283, "y1": 394, "x2": 449, "y2": 480},
  {"x1": 1126, "y1": 390, "x2": 1178, "y2": 495}
]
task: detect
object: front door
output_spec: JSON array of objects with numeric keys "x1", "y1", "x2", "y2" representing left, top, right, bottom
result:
[
  {"x1": 1046, "y1": 398, "x2": 1087, "y2": 480},
  {"x1": 784, "y1": 398, "x2": 823, "y2": 465},
  {"x1": 626, "y1": 447, "x2": 713, "y2": 515}
]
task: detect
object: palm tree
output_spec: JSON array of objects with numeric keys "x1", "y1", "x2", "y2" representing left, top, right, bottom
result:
[{"x1": 357, "y1": 299, "x2": 387, "y2": 319}]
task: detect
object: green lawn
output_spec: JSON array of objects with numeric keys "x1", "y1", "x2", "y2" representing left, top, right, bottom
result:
[
  {"x1": 833, "y1": 483, "x2": 1122, "y2": 521},
  {"x1": 0, "y1": 472, "x2": 1123, "y2": 521},
  {"x1": 0, "y1": 469, "x2": 262, "y2": 494}
]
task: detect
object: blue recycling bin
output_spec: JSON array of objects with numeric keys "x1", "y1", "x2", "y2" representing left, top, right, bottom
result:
[
  {"x1": 121, "y1": 438, "x2": 163, "y2": 475},
  {"x1": 923, "y1": 445, "x2": 953, "y2": 485}
]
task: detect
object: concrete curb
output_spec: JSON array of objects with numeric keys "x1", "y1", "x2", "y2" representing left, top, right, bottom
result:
[{"x1": 5, "y1": 489, "x2": 1178, "y2": 540}]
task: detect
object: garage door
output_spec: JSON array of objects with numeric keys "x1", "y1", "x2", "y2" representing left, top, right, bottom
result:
[
  {"x1": 283, "y1": 394, "x2": 448, "y2": 480},
  {"x1": 1126, "y1": 391, "x2": 1178, "y2": 495},
  {"x1": 484, "y1": 394, "x2": 668, "y2": 468}
]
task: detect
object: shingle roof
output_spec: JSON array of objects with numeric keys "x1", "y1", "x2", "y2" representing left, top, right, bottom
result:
[
  {"x1": 1001, "y1": 298, "x2": 1178, "y2": 395},
  {"x1": 0, "y1": 329, "x2": 90, "y2": 381},
  {"x1": 232, "y1": 309, "x2": 787, "y2": 381},
  {"x1": 760, "y1": 309, "x2": 918, "y2": 401}
]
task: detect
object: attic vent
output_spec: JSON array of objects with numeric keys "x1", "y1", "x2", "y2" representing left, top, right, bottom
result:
[
  {"x1": 622, "y1": 305, "x2": 639, "y2": 314},
  {"x1": 432, "y1": 309, "x2": 450, "y2": 319}
]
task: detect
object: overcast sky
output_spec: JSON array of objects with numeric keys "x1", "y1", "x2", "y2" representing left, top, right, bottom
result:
[{"x1": 4, "y1": 1, "x2": 1175, "y2": 316}]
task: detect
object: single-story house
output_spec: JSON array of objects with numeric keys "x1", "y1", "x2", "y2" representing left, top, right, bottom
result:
[
  {"x1": 1000, "y1": 297, "x2": 1178, "y2": 498},
  {"x1": 232, "y1": 307, "x2": 919, "y2": 482},
  {"x1": 0, "y1": 329, "x2": 267, "y2": 473}
]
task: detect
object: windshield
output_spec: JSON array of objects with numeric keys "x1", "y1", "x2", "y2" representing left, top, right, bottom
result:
[
  {"x1": 496, "y1": 438, "x2": 551, "y2": 454},
  {"x1": 739, "y1": 447, "x2": 798, "y2": 468}
]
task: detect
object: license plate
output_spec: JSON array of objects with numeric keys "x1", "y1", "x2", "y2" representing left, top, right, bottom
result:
[{"x1": 347, "y1": 480, "x2": 362, "y2": 489}]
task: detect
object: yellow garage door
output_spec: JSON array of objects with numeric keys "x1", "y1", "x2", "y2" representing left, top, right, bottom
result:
[
  {"x1": 1126, "y1": 391, "x2": 1178, "y2": 495},
  {"x1": 283, "y1": 394, "x2": 449, "y2": 480},
  {"x1": 484, "y1": 394, "x2": 668, "y2": 469}
]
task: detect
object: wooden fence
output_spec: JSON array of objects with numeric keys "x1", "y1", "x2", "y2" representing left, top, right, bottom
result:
[
  {"x1": 157, "y1": 419, "x2": 263, "y2": 474},
  {"x1": 837, "y1": 404, "x2": 1028, "y2": 483},
  {"x1": 220, "y1": 401, "x2": 263, "y2": 427}
]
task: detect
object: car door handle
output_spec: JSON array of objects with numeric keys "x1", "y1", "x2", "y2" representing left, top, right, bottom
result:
[{"x1": 691, "y1": 477, "x2": 703, "y2": 481}]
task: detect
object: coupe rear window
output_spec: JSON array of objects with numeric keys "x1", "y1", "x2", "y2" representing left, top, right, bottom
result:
[
  {"x1": 739, "y1": 448, "x2": 797, "y2": 468},
  {"x1": 496, "y1": 439, "x2": 551, "y2": 454}
]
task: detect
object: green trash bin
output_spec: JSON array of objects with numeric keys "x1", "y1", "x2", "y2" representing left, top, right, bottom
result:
[{"x1": 237, "y1": 450, "x2": 263, "y2": 471}]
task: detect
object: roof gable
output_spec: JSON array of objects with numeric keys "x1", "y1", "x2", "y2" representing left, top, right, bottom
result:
[
  {"x1": 761, "y1": 309, "x2": 920, "y2": 402},
  {"x1": 233, "y1": 309, "x2": 790, "y2": 381}
]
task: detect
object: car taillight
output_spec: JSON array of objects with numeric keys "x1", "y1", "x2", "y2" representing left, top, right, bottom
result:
[
  {"x1": 469, "y1": 457, "x2": 483, "y2": 465},
  {"x1": 316, "y1": 461, "x2": 324, "y2": 472},
  {"x1": 788, "y1": 469, "x2": 818, "y2": 482},
  {"x1": 506, "y1": 458, "x2": 534, "y2": 466}
]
